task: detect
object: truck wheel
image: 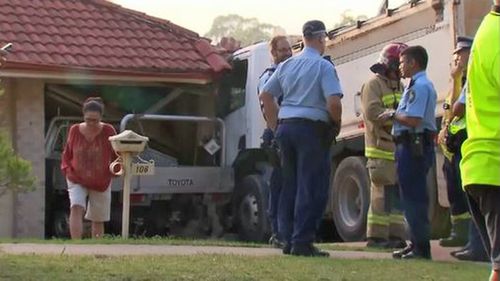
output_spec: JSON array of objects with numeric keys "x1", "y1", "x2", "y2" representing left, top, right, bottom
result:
[
  {"x1": 52, "y1": 209, "x2": 70, "y2": 238},
  {"x1": 235, "y1": 174, "x2": 270, "y2": 242},
  {"x1": 331, "y1": 156, "x2": 370, "y2": 242}
]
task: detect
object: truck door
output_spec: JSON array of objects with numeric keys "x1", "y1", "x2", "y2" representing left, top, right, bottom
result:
[{"x1": 217, "y1": 57, "x2": 249, "y2": 165}]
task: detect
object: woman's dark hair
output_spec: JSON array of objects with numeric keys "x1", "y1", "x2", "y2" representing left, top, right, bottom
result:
[
  {"x1": 401, "y1": 45, "x2": 428, "y2": 70},
  {"x1": 82, "y1": 97, "x2": 104, "y2": 114}
]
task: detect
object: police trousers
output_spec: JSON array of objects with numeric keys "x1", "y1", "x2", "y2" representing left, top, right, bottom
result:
[
  {"x1": 275, "y1": 120, "x2": 332, "y2": 246},
  {"x1": 395, "y1": 140, "x2": 435, "y2": 255},
  {"x1": 443, "y1": 155, "x2": 469, "y2": 216},
  {"x1": 452, "y1": 151, "x2": 486, "y2": 255},
  {"x1": 261, "y1": 128, "x2": 282, "y2": 237}
]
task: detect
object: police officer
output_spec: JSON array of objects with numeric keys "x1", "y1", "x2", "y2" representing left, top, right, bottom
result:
[
  {"x1": 259, "y1": 20, "x2": 343, "y2": 257},
  {"x1": 438, "y1": 36, "x2": 473, "y2": 248},
  {"x1": 379, "y1": 46, "x2": 437, "y2": 260},
  {"x1": 461, "y1": 2, "x2": 500, "y2": 279},
  {"x1": 257, "y1": 35, "x2": 292, "y2": 247},
  {"x1": 361, "y1": 43, "x2": 407, "y2": 249},
  {"x1": 447, "y1": 84, "x2": 489, "y2": 262},
  {"x1": 439, "y1": 36, "x2": 489, "y2": 262}
]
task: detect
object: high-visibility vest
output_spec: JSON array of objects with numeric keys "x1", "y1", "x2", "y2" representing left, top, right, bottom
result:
[
  {"x1": 439, "y1": 71, "x2": 464, "y2": 161},
  {"x1": 461, "y1": 8, "x2": 500, "y2": 187}
]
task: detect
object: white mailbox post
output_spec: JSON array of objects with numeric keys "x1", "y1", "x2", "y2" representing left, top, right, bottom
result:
[{"x1": 109, "y1": 130, "x2": 149, "y2": 239}]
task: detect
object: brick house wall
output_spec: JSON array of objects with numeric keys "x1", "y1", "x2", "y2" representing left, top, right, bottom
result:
[{"x1": 0, "y1": 78, "x2": 45, "y2": 238}]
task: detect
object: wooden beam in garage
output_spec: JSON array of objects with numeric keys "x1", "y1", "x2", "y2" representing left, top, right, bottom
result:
[
  {"x1": 145, "y1": 88, "x2": 183, "y2": 114},
  {"x1": 47, "y1": 85, "x2": 123, "y2": 118}
]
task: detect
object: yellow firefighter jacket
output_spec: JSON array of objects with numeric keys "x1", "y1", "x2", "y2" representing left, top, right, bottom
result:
[{"x1": 361, "y1": 74, "x2": 403, "y2": 161}]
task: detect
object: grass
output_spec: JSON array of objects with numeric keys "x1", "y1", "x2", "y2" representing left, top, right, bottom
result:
[{"x1": 0, "y1": 254, "x2": 489, "y2": 281}]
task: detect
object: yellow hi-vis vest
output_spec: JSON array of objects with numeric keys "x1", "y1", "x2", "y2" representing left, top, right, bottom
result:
[
  {"x1": 439, "y1": 71, "x2": 464, "y2": 161},
  {"x1": 461, "y1": 8, "x2": 500, "y2": 187},
  {"x1": 449, "y1": 116, "x2": 466, "y2": 135}
]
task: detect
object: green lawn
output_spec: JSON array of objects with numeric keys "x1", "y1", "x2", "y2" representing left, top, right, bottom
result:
[{"x1": 0, "y1": 254, "x2": 488, "y2": 281}]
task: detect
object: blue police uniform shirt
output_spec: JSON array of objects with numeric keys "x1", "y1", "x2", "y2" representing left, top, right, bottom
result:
[
  {"x1": 393, "y1": 71, "x2": 437, "y2": 136},
  {"x1": 258, "y1": 64, "x2": 277, "y2": 94},
  {"x1": 458, "y1": 82, "x2": 467, "y2": 105},
  {"x1": 262, "y1": 47, "x2": 343, "y2": 123}
]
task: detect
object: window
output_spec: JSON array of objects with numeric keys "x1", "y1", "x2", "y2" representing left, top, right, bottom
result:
[{"x1": 217, "y1": 58, "x2": 248, "y2": 117}]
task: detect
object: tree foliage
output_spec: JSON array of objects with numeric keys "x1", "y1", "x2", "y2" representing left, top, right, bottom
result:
[
  {"x1": 333, "y1": 10, "x2": 369, "y2": 28},
  {"x1": 0, "y1": 131, "x2": 36, "y2": 197},
  {"x1": 205, "y1": 14, "x2": 279, "y2": 47}
]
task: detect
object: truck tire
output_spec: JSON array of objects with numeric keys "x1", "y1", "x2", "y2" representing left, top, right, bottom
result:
[
  {"x1": 331, "y1": 156, "x2": 370, "y2": 242},
  {"x1": 235, "y1": 174, "x2": 271, "y2": 242},
  {"x1": 52, "y1": 209, "x2": 70, "y2": 238}
]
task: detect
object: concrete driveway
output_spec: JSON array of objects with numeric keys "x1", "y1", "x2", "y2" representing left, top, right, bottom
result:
[{"x1": 0, "y1": 241, "x2": 478, "y2": 263}]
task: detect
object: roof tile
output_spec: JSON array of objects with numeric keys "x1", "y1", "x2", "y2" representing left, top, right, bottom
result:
[{"x1": 0, "y1": 0, "x2": 230, "y2": 78}]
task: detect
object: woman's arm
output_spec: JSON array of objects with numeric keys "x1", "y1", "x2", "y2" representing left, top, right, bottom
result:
[{"x1": 61, "y1": 125, "x2": 76, "y2": 175}]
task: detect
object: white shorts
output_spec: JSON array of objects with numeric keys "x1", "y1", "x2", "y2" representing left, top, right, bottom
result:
[{"x1": 67, "y1": 179, "x2": 111, "y2": 222}]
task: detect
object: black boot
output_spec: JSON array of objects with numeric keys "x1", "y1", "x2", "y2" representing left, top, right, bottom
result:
[
  {"x1": 439, "y1": 218, "x2": 469, "y2": 247},
  {"x1": 393, "y1": 243, "x2": 413, "y2": 259},
  {"x1": 388, "y1": 237, "x2": 407, "y2": 249},
  {"x1": 366, "y1": 237, "x2": 390, "y2": 248},
  {"x1": 453, "y1": 249, "x2": 489, "y2": 262},
  {"x1": 290, "y1": 243, "x2": 330, "y2": 257},
  {"x1": 269, "y1": 234, "x2": 284, "y2": 249}
]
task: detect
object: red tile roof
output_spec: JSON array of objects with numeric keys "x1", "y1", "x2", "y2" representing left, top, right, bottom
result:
[{"x1": 0, "y1": 0, "x2": 230, "y2": 82}]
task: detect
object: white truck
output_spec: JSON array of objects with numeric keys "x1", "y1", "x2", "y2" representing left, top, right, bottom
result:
[
  {"x1": 303, "y1": 0, "x2": 490, "y2": 241},
  {"x1": 44, "y1": 0, "x2": 491, "y2": 242},
  {"x1": 218, "y1": 0, "x2": 490, "y2": 241}
]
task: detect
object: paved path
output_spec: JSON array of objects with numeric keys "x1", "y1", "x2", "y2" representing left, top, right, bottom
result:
[{"x1": 0, "y1": 241, "x2": 475, "y2": 263}]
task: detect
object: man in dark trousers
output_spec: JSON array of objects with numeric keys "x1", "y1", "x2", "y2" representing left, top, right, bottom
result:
[
  {"x1": 257, "y1": 35, "x2": 292, "y2": 247},
  {"x1": 438, "y1": 36, "x2": 488, "y2": 262},
  {"x1": 259, "y1": 20, "x2": 343, "y2": 257},
  {"x1": 438, "y1": 36, "x2": 473, "y2": 249},
  {"x1": 460, "y1": 2, "x2": 500, "y2": 279},
  {"x1": 379, "y1": 46, "x2": 437, "y2": 260}
]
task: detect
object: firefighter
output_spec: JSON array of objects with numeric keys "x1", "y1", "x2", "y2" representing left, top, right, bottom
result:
[
  {"x1": 379, "y1": 46, "x2": 437, "y2": 260},
  {"x1": 257, "y1": 35, "x2": 292, "y2": 248},
  {"x1": 437, "y1": 36, "x2": 473, "y2": 248},
  {"x1": 260, "y1": 20, "x2": 342, "y2": 257},
  {"x1": 360, "y1": 43, "x2": 408, "y2": 249},
  {"x1": 460, "y1": 2, "x2": 500, "y2": 279}
]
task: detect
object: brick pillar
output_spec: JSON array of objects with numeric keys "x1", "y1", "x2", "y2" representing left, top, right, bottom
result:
[
  {"x1": 11, "y1": 78, "x2": 46, "y2": 238},
  {"x1": 0, "y1": 78, "x2": 15, "y2": 237}
]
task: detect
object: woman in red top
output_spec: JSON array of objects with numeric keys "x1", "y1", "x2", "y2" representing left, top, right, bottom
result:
[{"x1": 61, "y1": 97, "x2": 117, "y2": 239}]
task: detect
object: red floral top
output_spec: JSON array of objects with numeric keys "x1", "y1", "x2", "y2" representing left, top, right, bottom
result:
[{"x1": 61, "y1": 123, "x2": 117, "y2": 192}]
